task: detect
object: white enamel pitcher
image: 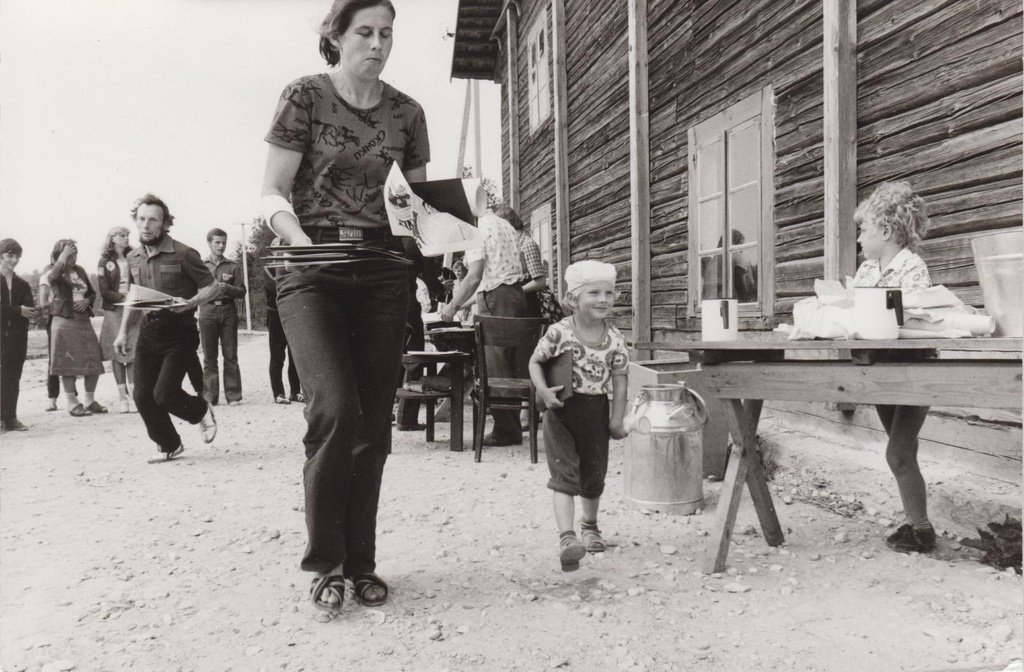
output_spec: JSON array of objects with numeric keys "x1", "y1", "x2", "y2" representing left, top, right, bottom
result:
[{"x1": 853, "y1": 287, "x2": 904, "y2": 340}]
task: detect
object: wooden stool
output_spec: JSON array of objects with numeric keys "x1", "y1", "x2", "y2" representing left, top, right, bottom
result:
[{"x1": 394, "y1": 351, "x2": 470, "y2": 451}]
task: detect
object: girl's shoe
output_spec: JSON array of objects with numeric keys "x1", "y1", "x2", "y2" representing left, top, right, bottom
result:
[
  {"x1": 69, "y1": 404, "x2": 92, "y2": 417},
  {"x1": 581, "y1": 522, "x2": 606, "y2": 553},
  {"x1": 274, "y1": 395, "x2": 291, "y2": 405},
  {"x1": 86, "y1": 401, "x2": 108, "y2": 414},
  {"x1": 119, "y1": 400, "x2": 131, "y2": 413},
  {"x1": 45, "y1": 399, "x2": 58, "y2": 412},
  {"x1": 886, "y1": 523, "x2": 936, "y2": 554},
  {"x1": 559, "y1": 533, "x2": 586, "y2": 572}
]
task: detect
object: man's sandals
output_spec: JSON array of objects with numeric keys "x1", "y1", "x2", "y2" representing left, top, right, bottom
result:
[
  {"x1": 309, "y1": 575, "x2": 346, "y2": 612},
  {"x1": 309, "y1": 573, "x2": 389, "y2": 612},
  {"x1": 351, "y1": 573, "x2": 388, "y2": 607}
]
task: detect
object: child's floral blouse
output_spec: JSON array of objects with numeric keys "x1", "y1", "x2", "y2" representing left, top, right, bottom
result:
[
  {"x1": 851, "y1": 248, "x2": 931, "y2": 292},
  {"x1": 533, "y1": 317, "x2": 629, "y2": 396}
]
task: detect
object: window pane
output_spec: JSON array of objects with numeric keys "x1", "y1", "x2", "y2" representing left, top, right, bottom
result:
[
  {"x1": 728, "y1": 120, "x2": 760, "y2": 187},
  {"x1": 698, "y1": 137, "x2": 723, "y2": 197},
  {"x1": 731, "y1": 247, "x2": 759, "y2": 303},
  {"x1": 700, "y1": 253, "x2": 724, "y2": 300},
  {"x1": 727, "y1": 183, "x2": 759, "y2": 248},
  {"x1": 698, "y1": 197, "x2": 724, "y2": 252}
]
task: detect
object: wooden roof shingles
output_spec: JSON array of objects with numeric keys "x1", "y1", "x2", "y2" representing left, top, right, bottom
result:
[{"x1": 450, "y1": 0, "x2": 504, "y2": 81}]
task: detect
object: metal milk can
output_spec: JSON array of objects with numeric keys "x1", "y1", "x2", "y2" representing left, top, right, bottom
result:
[{"x1": 623, "y1": 383, "x2": 708, "y2": 514}]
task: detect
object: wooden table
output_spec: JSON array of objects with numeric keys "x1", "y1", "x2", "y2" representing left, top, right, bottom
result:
[
  {"x1": 396, "y1": 351, "x2": 470, "y2": 452},
  {"x1": 632, "y1": 338, "x2": 1023, "y2": 573}
]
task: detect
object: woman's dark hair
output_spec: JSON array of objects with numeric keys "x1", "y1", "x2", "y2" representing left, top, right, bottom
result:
[
  {"x1": 0, "y1": 238, "x2": 23, "y2": 256},
  {"x1": 318, "y1": 0, "x2": 396, "y2": 66},
  {"x1": 130, "y1": 193, "x2": 174, "y2": 228},
  {"x1": 495, "y1": 205, "x2": 524, "y2": 231},
  {"x1": 50, "y1": 239, "x2": 77, "y2": 264}
]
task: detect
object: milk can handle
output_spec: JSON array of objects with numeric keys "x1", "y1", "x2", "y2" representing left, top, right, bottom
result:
[
  {"x1": 686, "y1": 388, "x2": 708, "y2": 426},
  {"x1": 629, "y1": 388, "x2": 649, "y2": 416},
  {"x1": 666, "y1": 387, "x2": 709, "y2": 426}
]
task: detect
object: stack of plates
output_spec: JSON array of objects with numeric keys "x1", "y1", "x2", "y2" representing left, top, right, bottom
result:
[
  {"x1": 265, "y1": 243, "x2": 411, "y2": 268},
  {"x1": 116, "y1": 297, "x2": 191, "y2": 311}
]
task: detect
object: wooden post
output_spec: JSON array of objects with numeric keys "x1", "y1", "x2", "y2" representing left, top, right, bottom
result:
[
  {"x1": 823, "y1": 0, "x2": 857, "y2": 281},
  {"x1": 238, "y1": 221, "x2": 252, "y2": 332},
  {"x1": 456, "y1": 80, "x2": 472, "y2": 176},
  {"x1": 472, "y1": 80, "x2": 482, "y2": 178},
  {"x1": 628, "y1": 0, "x2": 651, "y2": 356},
  {"x1": 506, "y1": 6, "x2": 521, "y2": 210},
  {"x1": 551, "y1": 0, "x2": 571, "y2": 296}
]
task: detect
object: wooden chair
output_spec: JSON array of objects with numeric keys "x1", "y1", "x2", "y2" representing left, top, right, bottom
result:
[
  {"x1": 394, "y1": 350, "x2": 470, "y2": 451},
  {"x1": 471, "y1": 316, "x2": 548, "y2": 463}
]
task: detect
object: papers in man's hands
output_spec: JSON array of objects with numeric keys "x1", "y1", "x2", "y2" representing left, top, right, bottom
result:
[
  {"x1": 384, "y1": 163, "x2": 484, "y2": 257},
  {"x1": 117, "y1": 286, "x2": 190, "y2": 311}
]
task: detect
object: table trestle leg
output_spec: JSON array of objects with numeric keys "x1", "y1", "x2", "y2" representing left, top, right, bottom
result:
[{"x1": 704, "y1": 398, "x2": 784, "y2": 574}]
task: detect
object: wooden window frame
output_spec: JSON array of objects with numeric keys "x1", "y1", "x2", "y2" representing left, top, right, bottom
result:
[
  {"x1": 687, "y1": 85, "x2": 775, "y2": 319},
  {"x1": 525, "y1": 12, "x2": 551, "y2": 134},
  {"x1": 530, "y1": 202, "x2": 554, "y2": 288}
]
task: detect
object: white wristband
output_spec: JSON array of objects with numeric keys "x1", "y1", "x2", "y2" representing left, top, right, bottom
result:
[{"x1": 261, "y1": 194, "x2": 297, "y2": 229}]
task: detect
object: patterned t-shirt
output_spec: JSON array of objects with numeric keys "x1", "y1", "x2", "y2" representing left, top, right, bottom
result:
[
  {"x1": 465, "y1": 214, "x2": 525, "y2": 293},
  {"x1": 533, "y1": 317, "x2": 630, "y2": 396},
  {"x1": 265, "y1": 74, "x2": 430, "y2": 229},
  {"x1": 851, "y1": 248, "x2": 931, "y2": 293}
]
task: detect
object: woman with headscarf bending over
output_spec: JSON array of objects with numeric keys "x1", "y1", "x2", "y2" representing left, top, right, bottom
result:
[{"x1": 260, "y1": 0, "x2": 430, "y2": 614}]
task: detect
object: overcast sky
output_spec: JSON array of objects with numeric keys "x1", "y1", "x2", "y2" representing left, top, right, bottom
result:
[{"x1": 0, "y1": 0, "x2": 502, "y2": 272}]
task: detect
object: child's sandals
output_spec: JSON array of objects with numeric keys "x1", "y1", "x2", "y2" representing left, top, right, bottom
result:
[
  {"x1": 581, "y1": 522, "x2": 606, "y2": 553},
  {"x1": 559, "y1": 533, "x2": 586, "y2": 572}
]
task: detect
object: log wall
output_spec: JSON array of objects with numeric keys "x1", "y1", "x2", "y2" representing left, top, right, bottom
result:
[
  {"x1": 856, "y1": 0, "x2": 1023, "y2": 308},
  {"x1": 504, "y1": 1, "x2": 557, "y2": 243},
  {"x1": 564, "y1": 0, "x2": 633, "y2": 330},
  {"x1": 648, "y1": 0, "x2": 826, "y2": 337}
]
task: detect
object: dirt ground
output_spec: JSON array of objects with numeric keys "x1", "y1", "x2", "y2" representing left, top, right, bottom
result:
[{"x1": 1, "y1": 328, "x2": 1022, "y2": 672}]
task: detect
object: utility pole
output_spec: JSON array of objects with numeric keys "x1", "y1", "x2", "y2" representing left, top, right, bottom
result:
[{"x1": 239, "y1": 221, "x2": 252, "y2": 331}]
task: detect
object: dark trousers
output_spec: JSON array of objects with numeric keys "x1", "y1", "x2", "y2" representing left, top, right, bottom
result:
[
  {"x1": 267, "y1": 307, "x2": 300, "y2": 398},
  {"x1": 45, "y1": 317, "x2": 60, "y2": 399},
  {"x1": 199, "y1": 306, "x2": 241, "y2": 404},
  {"x1": 478, "y1": 283, "x2": 528, "y2": 443},
  {"x1": 133, "y1": 313, "x2": 209, "y2": 452},
  {"x1": 0, "y1": 328, "x2": 28, "y2": 422},
  {"x1": 277, "y1": 264, "x2": 408, "y2": 575},
  {"x1": 187, "y1": 353, "x2": 203, "y2": 396},
  {"x1": 396, "y1": 291, "x2": 424, "y2": 426}
]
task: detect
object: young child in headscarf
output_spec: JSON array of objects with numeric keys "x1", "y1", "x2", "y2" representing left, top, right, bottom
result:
[{"x1": 530, "y1": 260, "x2": 630, "y2": 571}]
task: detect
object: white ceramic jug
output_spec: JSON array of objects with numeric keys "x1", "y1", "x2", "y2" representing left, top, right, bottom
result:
[
  {"x1": 701, "y1": 298, "x2": 738, "y2": 341},
  {"x1": 853, "y1": 287, "x2": 904, "y2": 340}
]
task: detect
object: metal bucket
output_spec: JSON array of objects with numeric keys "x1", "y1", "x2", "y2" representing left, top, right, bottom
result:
[
  {"x1": 971, "y1": 229, "x2": 1023, "y2": 337},
  {"x1": 623, "y1": 384, "x2": 708, "y2": 514}
]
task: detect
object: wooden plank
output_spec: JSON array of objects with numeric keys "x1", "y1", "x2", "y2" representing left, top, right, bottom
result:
[
  {"x1": 700, "y1": 362, "x2": 1023, "y2": 409},
  {"x1": 551, "y1": 0, "x2": 571, "y2": 293},
  {"x1": 858, "y1": 26, "x2": 1021, "y2": 125},
  {"x1": 767, "y1": 401, "x2": 1021, "y2": 484},
  {"x1": 629, "y1": 0, "x2": 652, "y2": 357},
  {"x1": 857, "y1": 0, "x2": 1019, "y2": 85},
  {"x1": 858, "y1": 119, "x2": 1021, "y2": 189},
  {"x1": 628, "y1": 337, "x2": 1024, "y2": 353},
  {"x1": 823, "y1": 0, "x2": 856, "y2": 282},
  {"x1": 760, "y1": 84, "x2": 776, "y2": 320},
  {"x1": 506, "y1": 7, "x2": 520, "y2": 210},
  {"x1": 739, "y1": 399, "x2": 785, "y2": 546},
  {"x1": 705, "y1": 409, "x2": 750, "y2": 573}
]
